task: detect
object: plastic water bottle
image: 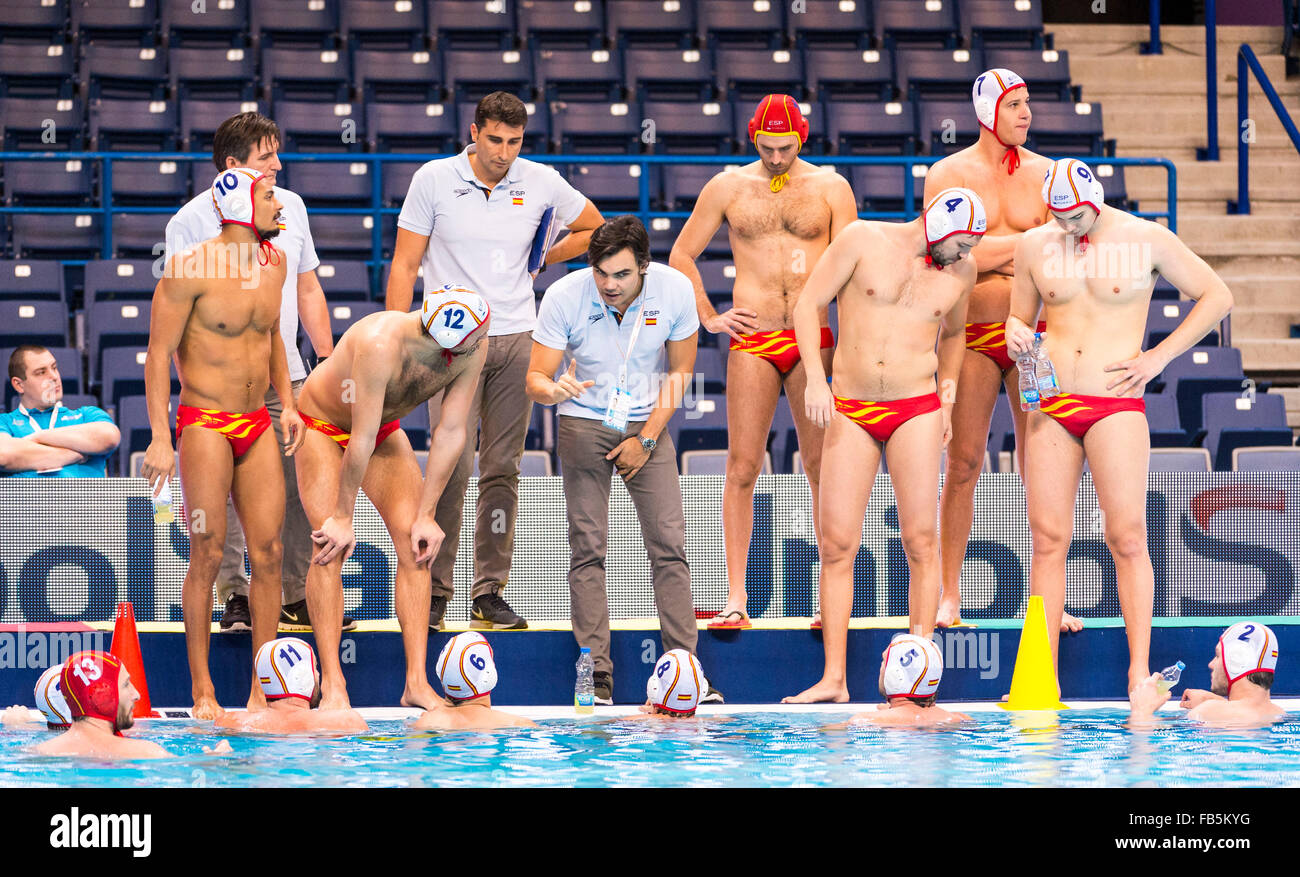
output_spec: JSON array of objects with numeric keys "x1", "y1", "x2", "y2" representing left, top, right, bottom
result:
[
  {"x1": 575, "y1": 647, "x2": 595, "y2": 714},
  {"x1": 1016, "y1": 349, "x2": 1040, "y2": 412},
  {"x1": 1155, "y1": 661, "x2": 1185, "y2": 694},
  {"x1": 1033, "y1": 333, "x2": 1060, "y2": 399},
  {"x1": 152, "y1": 480, "x2": 174, "y2": 525}
]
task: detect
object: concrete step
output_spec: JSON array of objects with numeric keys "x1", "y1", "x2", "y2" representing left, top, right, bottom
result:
[
  {"x1": 1123, "y1": 160, "x2": 1300, "y2": 200},
  {"x1": 1238, "y1": 338, "x2": 1300, "y2": 371},
  {"x1": 1066, "y1": 52, "x2": 1291, "y2": 94},
  {"x1": 1177, "y1": 214, "x2": 1300, "y2": 243},
  {"x1": 1216, "y1": 276, "x2": 1300, "y2": 308},
  {"x1": 1190, "y1": 238, "x2": 1300, "y2": 257},
  {"x1": 1048, "y1": 24, "x2": 1286, "y2": 55},
  {"x1": 1141, "y1": 199, "x2": 1300, "y2": 217},
  {"x1": 1231, "y1": 308, "x2": 1300, "y2": 338},
  {"x1": 1203, "y1": 255, "x2": 1300, "y2": 278},
  {"x1": 1273, "y1": 387, "x2": 1300, "y2": 428},
  {"x1": 1101, "y1": 104, "x2": 1300, "y2": 139},
  {"x1": 1113, "y1": 135, "x2": 1300, "y2": 157}
]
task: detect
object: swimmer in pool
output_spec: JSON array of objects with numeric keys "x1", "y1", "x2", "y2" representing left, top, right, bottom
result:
[
  {"x1": 214, "y1": 637, "x2": 368, "y2": 735},
  {"x1": 828, "y1": 635, "x2": 971, "y2": 727},
  {"x1": 414, "y1": 632, "x2": 535, "y2": 731},
  {"x1": 2, "y1": 665, "x2": 73, "y2": 728},
  {"x1": 630, "y1": 649, "x2": 714, "y2": 720},
  {"x1": 1131, "y1": 622, "x2": 1284, "y2": 727}
]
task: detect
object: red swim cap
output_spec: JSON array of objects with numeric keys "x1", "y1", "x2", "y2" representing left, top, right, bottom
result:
[
  {"x1": 61, "y1": 651, "x2": 123, "y2": 725},
  {"x1": 747, "y1": 94, "x2": 808, "y2": 146}
]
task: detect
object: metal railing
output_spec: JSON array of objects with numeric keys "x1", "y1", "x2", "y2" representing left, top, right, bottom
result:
[
  {"x1": 1228, "y1": 44, "x2": 1300, "y2": 214},
  {"x1": 0, "y1": 151, "x2": 1178, "y2": 285},
  {"x1": 1199, "y1": 0, "x2": 1220, "y2": 160}
]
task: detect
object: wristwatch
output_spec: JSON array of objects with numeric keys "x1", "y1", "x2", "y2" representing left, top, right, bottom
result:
[{"x1": 638, "y1": 435, "x2": 657, "y2": 454}]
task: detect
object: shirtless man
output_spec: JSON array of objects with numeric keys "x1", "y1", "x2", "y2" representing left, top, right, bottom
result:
[
  {"x1": 143, "y1": 169, "x2": 305, "y2": 720},
  {"x1": 828, "y1": 635, "x2": 971, "y2": 728},
  {"x1": 295, "y1": 284, "x2": 489, "y2": 711},
  {"x1": 0, "y1": 665, "x2": 69, "y2": 728},
  {"x1": 924, "y1": 69, "x2": 1068, "y2": 631},
  {"x1": 34, "y1": 652, "x2": 170, "y2": 759},
  {"x1": 1128, "y1": 622, "x2": 1283, "y2": 727},
  {"x1": 783, "y1": 189, "x2": 982, "y2": 704},
  {"x1": 215, "y1": 637, "x2": 368, "y2": 734},
  {"x1": 669, "y1": 94, "x2": 859, "y2": 630},
  {"x1": 1006, "y1": 158, "x2": 1234, "y2": 693},
  {"x1": 414, "y1": 632, "x2": 535, "y2": 731}
]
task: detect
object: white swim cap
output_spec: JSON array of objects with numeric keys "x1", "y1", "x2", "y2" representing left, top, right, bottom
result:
[
  {"x1": 35, "y1": 664, "x2": 70, "y2": 728},
  {"x1": 645, "y1": 649, "x2": 708, "y2": 715},
  {"x1": 437, "y1": 632, "x2": 497, "y2": 701},
  {"x1": 924, "y1": 187, "x2": 987, "y2": 251},
  {"x1": 973, "y1": 68, "x2": 1027, "y2": 137},
  {"x1": 420, "y1": 284, "x2": 491, "y2": 351},
  {"x1": 210, "y1": 167, "x2": 270, "y2": 226},
  {"x1": 1042, "y1": 157, "x2": 1105, "y2": 215},
  {"x1": 256, "y1": 637, "x2": 318, "y2": 702},
  {"x1": 1219, "y1": 621, "x2": 1278, "y2": 692},
  {"x1": 882, "y1": 634, "x2": 944, "y2": 700}
]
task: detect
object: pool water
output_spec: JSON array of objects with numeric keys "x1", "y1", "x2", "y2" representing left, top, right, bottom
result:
[{"x1": 6, "y1": 708, "x2": 1300, "y2": 788}]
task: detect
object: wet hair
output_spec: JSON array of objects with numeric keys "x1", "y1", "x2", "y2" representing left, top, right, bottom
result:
[
  {"x1": 587, "y1": 215, "x2": 650, "y2": 270},
  {"x1": 1245, "y1": 671, "x2": 1274, "y2": 691},
  {"x1": 474, "y1": 91, "x2": 529, "y2": 130},
  {"x1": 212, "y1": 112, "x2": 283, "y2": 171},
  {"x1": 653, "y1": 705, "x2": 695, "y2": 718},
  {"x1": 890, "y1": 694, "x2": 936, "y2": 708},
  {"x1": 8, "y1": 345, "x2": 48, "y2": 381}
]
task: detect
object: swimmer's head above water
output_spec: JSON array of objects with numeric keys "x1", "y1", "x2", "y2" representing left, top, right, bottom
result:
[
  {"x1": 35, "y1": 664, "x2": 70, "y2": 729},
  {"x1": 1212, "y1": 621, "x2": 1277, "y2": 698},
  {"x1": 256, "y1": 637, "x2": 321, "y2": 708},
  {"x1": 437, "y1": 632, "x2": 498, "y2": 704},
  {"x1": 923, "y1": 187, "x2": 986, "y2": 269},
  {"x1": 879, "y1": 634, "x2": 945, "y2": 707},
  {"x1": 646, "y1": 649, "x2": 708, "y2": 718},
  {"x1": 61, "y1": 651, "x2": 138, "y2": 733}
]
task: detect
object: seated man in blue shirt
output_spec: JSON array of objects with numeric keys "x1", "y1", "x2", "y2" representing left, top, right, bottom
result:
[{"x1": 0, "y1": 346, "x2": 119, "y2": 477}]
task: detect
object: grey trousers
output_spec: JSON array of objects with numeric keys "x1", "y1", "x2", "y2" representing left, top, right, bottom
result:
[
  {"x1": 427, "y1": 330, "x2": 534, "y2": 601},
  {"x1": 216, "y1": 379, "x2": 309, "y2": 605},
  {"x1": 557, "y1": 415, "x2": 698, "y2": 676}
]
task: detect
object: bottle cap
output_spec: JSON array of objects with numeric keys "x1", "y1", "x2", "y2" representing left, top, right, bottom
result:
[
  {"x1": 1176, "y1": 661, "x2": 1185, "y2": 670},
  {"x1": 580, "y1": 647, "x2": 590, "y2": 653}
]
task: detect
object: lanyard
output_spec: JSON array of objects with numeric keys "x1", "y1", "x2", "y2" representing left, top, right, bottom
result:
[
  {"x1": 606, "y1": 298, "x2": 646, "y2": 390},
  {"x1": 17, "y1": 401, "x2": 61, "y2": 433}
]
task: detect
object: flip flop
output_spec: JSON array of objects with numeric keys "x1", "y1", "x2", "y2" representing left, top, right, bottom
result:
[
  {"x1": 707, "y1": 610, "x2": 752, "y2": 630},
  {"x1": 810, "y1": 612, "x2": 822, "y2": 631}
]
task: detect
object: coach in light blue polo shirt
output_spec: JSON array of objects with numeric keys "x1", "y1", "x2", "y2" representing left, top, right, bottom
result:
[
  {"x1": 0, "y1": 346, "x2": 119, "y2": 477},
  {"x1": 527, "y1": 215, "x2": 714, "y2": 706}
]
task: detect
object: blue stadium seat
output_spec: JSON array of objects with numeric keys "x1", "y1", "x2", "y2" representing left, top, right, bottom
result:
[
  {"x1": 354, "y1": 48, "x2": 442, "y2": 103},
  {"x1": 1151, "y1": 275, "x2": 1178, "y2": 301},
  {"x1": 456, "y1": 100, "x2": 549, "y2": 154},
  {"x1": 0, "y1": 302, "x2": 68, "y2": 348},
  {"x1": 251, "y1": 0, "x2": 339, "y2": 46},
  {"x1": 380, "y1": 263, "x2": 426, "y2": 302},
  {"x1": 1158, "y1": 345, "x2": 1246, "y2": 433},
  {"x1": 826, "y1": 99, "x2": 917, "y2": 154},
  {"x1": 671, "y1": 392, "x2": 729, "y2": 461},
  {"x1": 519, "y1": 0, "x2": 605, "y2": 49},
  {"x1": 284, "y1": 157, "x2": 374, "y2": 206},
  {"x1": 641, "y1": 100, "x2": 734, "y2": 154},
  {"x1": 0, "y1": 42, "x2": 76, "y2": 99},
  {"x1": 699, "y1": 0, "x2": 784, "y2": 48},
  {"x1": 714, "y1": 47, "x2": 806, "y2": 102},
  {"x1": 1232, "y1": 446, "x2": 1300, "y2": 472},
  {"x1": 442, "y1": 48, "x2": 533, "y2": 103},
  {"x1": 315, "y1": 261, "x2": 372, "y2": 301},
  {"x1": 381, "y1": 160, "x2": 425, "y2": 207},
  {"x1": 1025, "y1": 101, "x2": 1105, "y2": 156},
  {"x1": 99, "y1": 346, "x2": 151, "y2": 411},
  {"x1": 1146, "y1": 299, "x2": 1219, "y2": 349},
  {"x1": 849, "y1": 164, "x2": 925, "y2": 213},
  {"x1": 898, "y1": 48, "x2": 986, "y2": 101},
  {"x1": 82, "y1": 42, "x2": 168, "y2": 100},
  {"x1": 116, "y1": 394, "x2": 181, "y2": 476},
  {"x1": 180, "y1": 99, "x2": 269, "y2": 152},
  {"x1": 984, "y1": 49, "x2": 1072, "y2": 100},
  {"x1": 263, "y1": 46, "x2": 351, "y2": 102},
  {"x1": 987, "y1": 390, "x2": 1015, "y2": 461},
  {"x1": 368, "y1": 102, "x2": 457, "y2": 154},
  {"x1": 0, "y1": 260, "x2": 65, "y2": 303},
  {"x1": 3, "y1": 0, "x2": 69, "y2": 41},
  {"x1": 768, "y1": 396, "x2": 798, "y2": 473},
  {"x1": 2, "y1": 158, "x2": 93, "y2": 205},
  {"x1": 1147, "y1": 447, "x2": 1211, "y2": 472},
  {"x1": 917, "y1": 99, "x2": 980, "y2": 155},
  {"x1": 648, "y1": 217, "x2": 729, "y2": 259},
  {"x1": 1144, "y1": 392, "x2": 1189, "y2": 447},
  {"x1": 108, "y1": 158, "x2": 190, "y2": 206},
  {"x1": 605, "y1": 0, "x2": 696, "y2": 48},
  {"x1": 1201, "y1": 392, "x2": 1293, "y2": 470},
  {"x1": 787, "y1": 1, "x2": 874, "y2": 49},
  {"x1": 83, "y1": 259, "x2": 157, "y2": 308},
  {"x1": 275, "y1": 98, "x2": 365, "y2": 153},
  {"x1": 89, "y1": 98, "x2": 179, "y2": 150},
  {"x1": 876, "y1": 0, "x2": 961, "y2": 48},
  {"x1": 327, "y1": 301, "x2": 383, "y2": 343},
  {"x1": 0, "y1": 96, "x2": 84, "y2": 150},
  {"x1": 170, "y1": 46, "x2": 257, "y2": 102},
  {"x1": 399, "y1": 403, "x2": 430, "y2": 451},
  {"x1": 534, "y1": 47, "x2": 622, "y2": 102},
  {"x1": 551, "y1": 101, "x2": 643, "y2": 154},
  {"x1": 87, "y1": 300, "x2": 151, "y2": 381},
  {"x1": 111, "y1": 214, "x2": 168, "y2": 259},
  {"x1": 161, "y1": 0, "x2": 249, "y2": 44},
  {"x1": 804, "y1": 48, "x2": 895, "y2": 103},
  {"x1": 71, "y1": 0, "x2": 158, "y2": 41},
  {"x1": 0, "y1": 346, "x2": 81, "y2": 406},
  {"x1": 428, "y1": 0, "x2": 517, "y2": 50},
  {"x1": 960, "y1": 0, "x2": 1046, "y2": 49},
  {"x1": 311, "y1": 215, "x2": 377, "y2": 261},
  {"x1": 340, "y1": 0, "x2": 425, "y2": 48},
  {"x1": 622, "y1": 47, "x2": 714, "y2": 101},
  {"x1": 564, "y1": 162, "x2": 650, "y2": 213},
  {"x1": 694, "y1": 346, "x2": 726, "y2": 394},
  {"x1": 694, "y1": 260, "x2": 735, "y2": 296},
  {"x1": 661, "y1": 163, "x2": 719, "y2": 211},
  {"x1": 1094, "y1": 162, "x2": 1131, "y2": 210},
  {"x1": 11, "y1": 213, "x2": 101, "y2": 259}
]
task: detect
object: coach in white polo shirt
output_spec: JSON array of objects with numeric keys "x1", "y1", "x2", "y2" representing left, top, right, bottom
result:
[
  {"x1": 163, "y1": 112, "x2": 336, "y2": 634},
  {"x1": 526, "y1": 216, "x2": 702, "y2": 706},
  {"x1": 386, "y1": 92, "x2": 603, "y2": 632}
]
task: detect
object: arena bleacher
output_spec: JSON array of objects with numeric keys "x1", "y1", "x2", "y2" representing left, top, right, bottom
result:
[{"x1": 0, "y1": 0, "x2": 1295, "y2": 474}]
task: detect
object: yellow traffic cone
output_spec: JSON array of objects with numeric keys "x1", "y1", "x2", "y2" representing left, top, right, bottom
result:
[{"x1": 998, "y1": 595, "x2": 1069, "y2": 711}]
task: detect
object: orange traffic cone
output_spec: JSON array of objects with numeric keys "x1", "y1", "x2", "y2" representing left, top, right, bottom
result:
[{"x1": 109, "y1": 602, "x2": 154, "y2": 718}]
